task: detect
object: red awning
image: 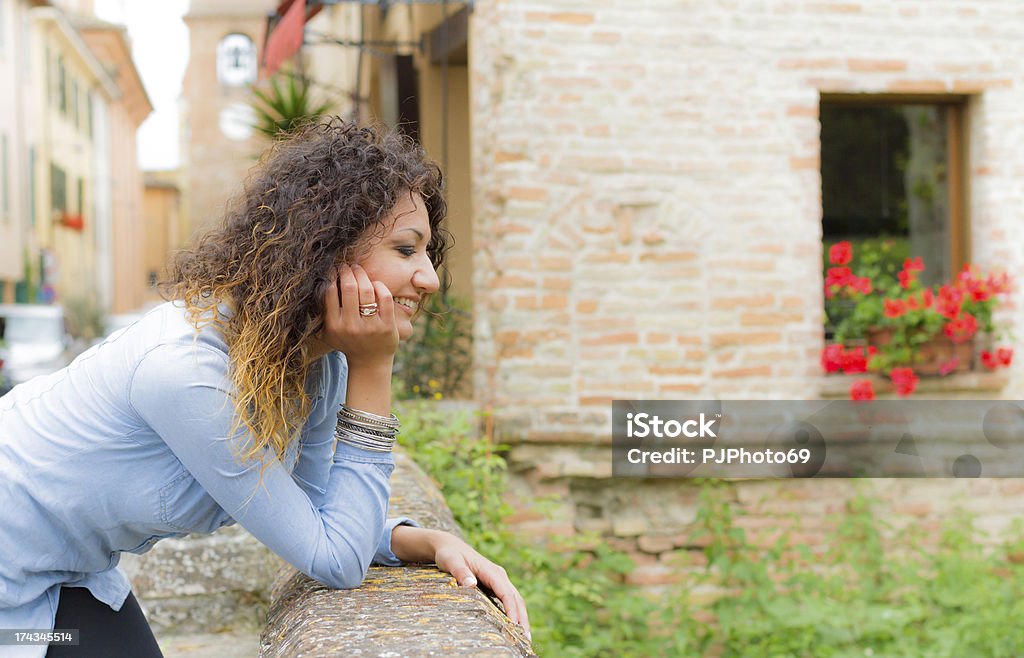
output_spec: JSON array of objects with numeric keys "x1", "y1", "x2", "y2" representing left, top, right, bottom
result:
[{"x1": 264, "y1": 0, "x2": 307, "y2": 76}]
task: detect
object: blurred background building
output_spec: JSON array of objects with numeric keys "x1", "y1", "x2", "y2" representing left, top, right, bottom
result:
[{"x1": 0, "y1": 0, "x2": 157, "y2": 325}]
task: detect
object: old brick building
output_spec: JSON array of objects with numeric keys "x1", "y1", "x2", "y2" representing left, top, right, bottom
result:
[{"x1": 463, "y1": 0, "x2": 1024, "y2": 577}]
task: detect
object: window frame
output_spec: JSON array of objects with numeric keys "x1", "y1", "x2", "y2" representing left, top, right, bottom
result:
[{"x1": 819, "y1": 93, "x2": 969, "y2": 277}]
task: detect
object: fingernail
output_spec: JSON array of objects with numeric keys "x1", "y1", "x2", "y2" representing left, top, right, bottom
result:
[
  {"x1": 460, "y1": 578, "x2": 477, "y2": 588},
  {"x1": 527, "y1": 631, "x2": 532, "y2": 642}
]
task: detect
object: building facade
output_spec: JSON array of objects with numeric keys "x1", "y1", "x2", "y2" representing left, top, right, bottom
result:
[
  {"x1": 465, "y1": 0, "x2": 1024, "y2": 561},
  {"x1": 0, "y1": 1, "x2": 150, "y2": 321},
  {"x1": 77, "y1": 16, "x2": 153, "y2": 314},
  {"x1": 0, "y1": 0, "x2": 33, "y2": 302},
  {"x1": 28, "y1": 6, "x2": 118, "y2": 307}
]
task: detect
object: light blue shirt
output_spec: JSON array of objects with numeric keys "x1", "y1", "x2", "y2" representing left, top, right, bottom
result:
[{"x1": 0, "y1": 301, "x2": 412, "y2": 656}]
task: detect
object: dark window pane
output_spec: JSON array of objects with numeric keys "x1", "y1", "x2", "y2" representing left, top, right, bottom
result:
[{"x1": 821, "y1": 103, "x2": 951, "y2": 287}]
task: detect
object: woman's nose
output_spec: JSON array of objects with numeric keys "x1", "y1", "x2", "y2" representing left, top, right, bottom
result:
[{"x1": 414, "y1": 262, "x2": 440, "y2": 294}]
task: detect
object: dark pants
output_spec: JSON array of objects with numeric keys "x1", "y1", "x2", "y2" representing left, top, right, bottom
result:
[{"x1": 46, "y1": 586, "x2": 164, "y2": 657}]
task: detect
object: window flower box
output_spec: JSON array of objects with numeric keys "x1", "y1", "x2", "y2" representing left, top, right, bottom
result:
[{"x1": 822, "y1": 241, "x2": 1012, "y2": 400}]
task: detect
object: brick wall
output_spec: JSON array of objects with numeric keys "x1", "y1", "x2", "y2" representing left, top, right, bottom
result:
[{"x1": 468, "y1": 0, "x2": 1024, "y2": 556}]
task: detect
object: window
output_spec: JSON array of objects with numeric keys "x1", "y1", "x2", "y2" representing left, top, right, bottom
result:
[
  {"x1": 50, "y1": 162, "x2": 66, "y2": 214},
  {"x1": 216, "y1": 34, "x2": 257, "y2": 87},
  {"x1": 57, "y1": 56, "x2": 67, "y2": 115},
  {"x1": 28, "y1": 146, "x2": 34, "y2": 226},
  {"x1": 70, "y1": 78, "x2": 79, "y2": 126},
  {"x1": 1, "y1": 133, "x2": 7, "y2": 223},
  {"x1": 821, "y1": 97, "x2": 966, "y2": 290},
  {"x1": 86, "y1": 90, "x2": 93, "y2": 138}
]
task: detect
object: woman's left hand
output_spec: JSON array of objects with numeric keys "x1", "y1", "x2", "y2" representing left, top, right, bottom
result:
[{"x1": 392, "y1": 526, "x2": 530, "y2": 639}]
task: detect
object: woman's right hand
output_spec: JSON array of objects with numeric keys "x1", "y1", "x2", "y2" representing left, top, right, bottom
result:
[{"x1": 319, "y1": 264, "x2": 399, "y2": 368}]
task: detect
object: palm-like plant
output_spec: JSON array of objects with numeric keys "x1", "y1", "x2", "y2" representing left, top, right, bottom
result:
[{"x1": 250, "y1": 73, "x2": 334, "y2": 139}]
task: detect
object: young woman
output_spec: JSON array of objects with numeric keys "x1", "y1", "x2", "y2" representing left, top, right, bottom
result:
[{"x1": 0, "y1": 121, "x2": 529, "y2": 657}]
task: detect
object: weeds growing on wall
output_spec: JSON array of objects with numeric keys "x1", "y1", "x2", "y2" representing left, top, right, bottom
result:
[
  {"x1": 394, "y1": 293, "x2": 473, "y2": 400},
  {"x1": 397, "y1": 399, "x2": 700, "y2": 656},
  {"x1": 398, "y1": 400, "x2": 1024, "y2": 657}
]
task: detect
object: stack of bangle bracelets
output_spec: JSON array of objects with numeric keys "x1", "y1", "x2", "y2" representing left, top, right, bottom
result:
[{"x1": 335, "y1": 404, "x2": 400, "y2": 453}]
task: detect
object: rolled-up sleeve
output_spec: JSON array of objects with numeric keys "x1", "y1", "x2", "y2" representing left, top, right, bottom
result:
[
  {"x1": 291, "y1": 354, "x2": 419, "y2": 567},
  {"x1": 130, "y1": 343, "x2": 394, "y2": 589}
]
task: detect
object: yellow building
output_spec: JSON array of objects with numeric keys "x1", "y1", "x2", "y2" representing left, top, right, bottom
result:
[
  {"x1": 142, "y1": 170, "x2": 183, "y2": 307},
  {"x1": 76, "y1": 16, "x2": 154, "y2": 314},
  {"x1": 28, "y1": 5, "x2": 118, "y2": 307},
  {"x1": 0, "y1": 0, "x2": 33, "y2": 302}
]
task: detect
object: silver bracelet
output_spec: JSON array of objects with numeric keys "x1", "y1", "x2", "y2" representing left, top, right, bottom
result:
[
  {"x1": 338, "y1": 405, "x2": 401, "y2": 432},
  {"x1": 335, "y1": 405, "x2": 400, "y2": 452},
  {"x1": 335, "y1": 425, "x2": 395, "y2": 452}
]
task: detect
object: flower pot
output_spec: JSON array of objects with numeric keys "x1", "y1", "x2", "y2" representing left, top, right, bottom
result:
[{"x1": 867, "y1": 328, "x2": 974, "y2": 376}]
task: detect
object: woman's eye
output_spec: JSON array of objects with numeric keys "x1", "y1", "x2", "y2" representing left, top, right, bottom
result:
[{"x1": 397, "y1": 246, "x2": 416, "y2": 257}]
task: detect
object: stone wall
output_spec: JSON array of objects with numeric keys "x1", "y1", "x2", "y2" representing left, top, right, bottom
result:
[
  {"x1": 124, "y1": 449, "x2": 533, "y2": 656},
  {"x1": 468, "y1": 0, "x2": 1024, "y2": 565},
  {"x1": 261, "y1": 450, "x2": 534, "y2": 657}
]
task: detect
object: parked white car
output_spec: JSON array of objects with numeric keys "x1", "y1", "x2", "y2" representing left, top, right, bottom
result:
[{"x1": 0, "y1": 304, "x2": 72, "y2": 389}]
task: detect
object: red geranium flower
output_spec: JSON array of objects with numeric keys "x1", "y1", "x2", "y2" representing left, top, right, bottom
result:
[
  {"x1": 898, "y1": 269, "x2": 916, "y2": 289},
  {"x1": 822, "y1": 344, "x2": 845, "y2": 374},
  {"x1": 936, "y1": 285, "x2": 963, "y2": 319},
  {"x1": 889, "y1": 367, "x2": 919, "y2": 396},
  {"x1": 997, "y1": 347, "x2": 1014, "y2": 367},
  {"x1": 850, "y1": 379, "x2": 875, "y2": 401},
  {"x1": 903, "y1": 257, "x2": 925, "y2": 273},
  {"x1": 842, "y1": 346, "x2": 869, "y2": 374},
  {"x1": 943, "y1": 313, "x2": 978, "y2": 343},
  {"x1": 883, "y1": 298, "x2": 907, "y2": 318},
  {"x1": 829, "y1": 241, "x2": 852, "y2": 266}
]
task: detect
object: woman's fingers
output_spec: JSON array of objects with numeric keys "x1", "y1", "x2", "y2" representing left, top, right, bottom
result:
[
  {"x1": 316, "y1": 264, "x2": 399, "y2": 360},
  {"x1": 338, "y1": 264, "x2": 361, "y2": 323},
  {"x1": 350, "y1": 264, "x2": 377, "y2": 309},
  {"x1": 372, "y1": 280, "x2": 396, "y2": 327},
  {"x1": 432, "y1": 536, "x2": 531, "y2": 641},
  {"x1": 448, "y1": 561, "x2": 477, "y2": 589},
  {"x1": 477, "y1": 560, "x2": 530, "y2": 638}
]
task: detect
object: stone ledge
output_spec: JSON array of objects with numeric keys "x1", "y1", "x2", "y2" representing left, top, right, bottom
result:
[
  {"x1": 260, "y1": 450, "x2": 535, "y2": 657},
  {"x1": 817, "y1": 370, "x2": 1010, "y2": 398}
]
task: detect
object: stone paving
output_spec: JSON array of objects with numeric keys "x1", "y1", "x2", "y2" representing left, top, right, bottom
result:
[{"x1": 155, "y1": 631, "x2": 259, "y2": 657}]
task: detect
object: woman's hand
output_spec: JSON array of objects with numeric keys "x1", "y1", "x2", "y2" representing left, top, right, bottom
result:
[
  {"x1": 317, "y1": 264, "x2": 399, "y2": 367},
  {"x1": 392, "y1": 526, "x2": 531, "y2": 640}
]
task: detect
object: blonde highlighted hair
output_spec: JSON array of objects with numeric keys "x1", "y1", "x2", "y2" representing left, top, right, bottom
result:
[{"x1": 161, "y1": 119, "x2": 449, "y2": 467}]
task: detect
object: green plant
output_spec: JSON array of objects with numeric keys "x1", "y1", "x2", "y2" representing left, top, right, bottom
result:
[
  {"x1": 397, "y1": 400, "x2": 700, "y2": 656},
  {"x1": 249, "y1": 73, "x2": 334, "y2": 139},
  {"x1": 823, "y1": 239, "x2": 1013, "y2": 398},
  {"x1": 63, "y1": 295, "x2": 105, "y2": 342},
  {"x1": 690, "y1": 484, "x2": 1024, "y2": 657},
  {"x1": 394, "y1": 293, "x2": 473, "y2": 400},
  {"x1": 400, "y1": 403, "x2": 1024, "y2": 656}
]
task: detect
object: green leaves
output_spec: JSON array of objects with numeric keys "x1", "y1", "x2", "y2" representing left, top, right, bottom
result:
[
  {"x1": 249, "y1": 73, "x2": 334, "y2": 140},
  {"x1": 399, "y1": 404, "x2": 1024, "y2": 656},
  {"x1": 394, "y1": 293, "x2": 473, "y2": 401}
]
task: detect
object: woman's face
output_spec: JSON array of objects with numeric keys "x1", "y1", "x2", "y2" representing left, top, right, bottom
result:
[{"x1": 357, "y1": 191, "x2": 440, "y2": 340}]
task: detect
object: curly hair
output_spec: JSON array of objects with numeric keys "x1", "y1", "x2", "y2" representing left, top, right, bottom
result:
[{"x1": 161, "y1": 119, "x2": 450, "y2": 468}]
